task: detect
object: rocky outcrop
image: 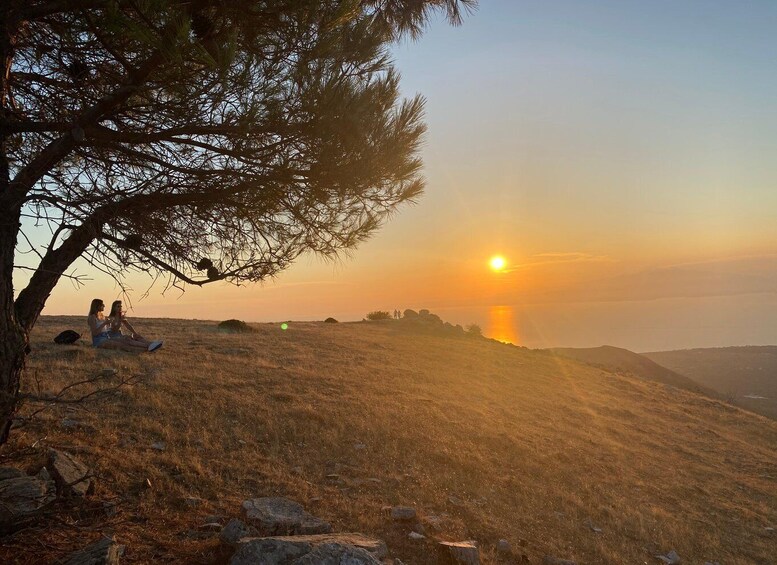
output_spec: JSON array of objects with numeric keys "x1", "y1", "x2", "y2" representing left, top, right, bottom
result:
[
  {"x1": 230, "y1": 533, "x2": 385, "y2": 565},
  {"x1": 242, "y1": 497, "x2": 332, "y2": 536}
]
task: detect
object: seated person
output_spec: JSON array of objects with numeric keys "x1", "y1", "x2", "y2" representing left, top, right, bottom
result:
[{"x1": 87, "y1": 299, "x2": 162, "y2": 352}]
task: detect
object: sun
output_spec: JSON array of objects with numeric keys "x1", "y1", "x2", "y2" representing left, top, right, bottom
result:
[{"x1": 489, "y1": 255, "x2": 507, "y2": 272}]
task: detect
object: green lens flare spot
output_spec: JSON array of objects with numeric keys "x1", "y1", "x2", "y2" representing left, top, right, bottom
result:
[{"x1": 281, "y1": 323, "x2": 288, "y2": 331}]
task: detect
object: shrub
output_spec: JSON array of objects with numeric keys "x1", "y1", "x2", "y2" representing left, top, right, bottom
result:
[
  {"x1": 366, "y1": 311, "x2": 392, "y2": 321},
  {"x1": 324, "y1": 317, "x2": 338, "y2": 324},
  {"x1": 218, "y1": 319, "x2": 254, "y2": 333},
  {"x1": 466, "y1": 323, "x2": 482, "y2": 336}
]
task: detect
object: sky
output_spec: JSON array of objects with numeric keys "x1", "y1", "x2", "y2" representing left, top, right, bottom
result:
[{"x1": 25, "y1": 1, "x2": 777, "y2": 351}]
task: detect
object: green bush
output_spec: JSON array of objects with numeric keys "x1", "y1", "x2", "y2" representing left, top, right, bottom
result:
[{"x1": 366, "y1": 311, "x2": 392, "y2": 321}]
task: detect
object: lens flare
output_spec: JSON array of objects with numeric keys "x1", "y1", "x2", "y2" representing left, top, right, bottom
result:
[{"x1": 281, "y1": 323, "x2": 288, "y2": 330}]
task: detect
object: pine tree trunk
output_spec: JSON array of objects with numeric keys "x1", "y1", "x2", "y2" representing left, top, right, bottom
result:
[
  {"x1": 0, "y1": 316, "x2": 26, "y2": 446},
  {"x1": 0, "y1": 209, "x2": 26, "y2": 447}
]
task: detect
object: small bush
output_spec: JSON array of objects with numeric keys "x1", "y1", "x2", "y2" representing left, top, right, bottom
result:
[
  {"x1": 324, "y1": 317, "x2": 338, "y2": 324},
  {"x1": 466, "y1": 323, "x2": 482, "y2": 336},
  {"x1": 218, "y1": 319, "x2": 254, "y2": 333},
  {"x1": 366, "y1": 311, "x2": 392, "y2": 321}
]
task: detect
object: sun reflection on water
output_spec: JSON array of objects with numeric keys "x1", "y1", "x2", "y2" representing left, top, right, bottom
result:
[{"x1": 488, "y1": 305, "x2": 518, "y2": 344}]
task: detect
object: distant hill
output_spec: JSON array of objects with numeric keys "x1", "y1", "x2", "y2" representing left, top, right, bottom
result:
[
  {"x1": 644, "y1": 346, "x2": 777, "y2": 420},
  {"x1": 547, "y1": 345, "x2": 713, "y2": 396}
]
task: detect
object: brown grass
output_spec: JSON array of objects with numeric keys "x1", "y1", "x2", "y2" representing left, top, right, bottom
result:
[{"x1": 1, "y1": 316, "x2": 776, "y2": 564}]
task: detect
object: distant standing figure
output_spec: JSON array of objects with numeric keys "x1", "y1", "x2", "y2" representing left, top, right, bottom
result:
[{"x1": 87, "y1": 299, "x2": 162, "y2": 352}]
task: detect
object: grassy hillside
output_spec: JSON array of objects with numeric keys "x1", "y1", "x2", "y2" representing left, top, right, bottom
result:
[
  {"x1": 1, "y1": 316, "x2": 776, "y2": 564},
  {"x1": 645, "y1": 346, "x2": 777, "y2": 420},
  {"x1": 547, "y1": 346, "x2": 712, "y2": 396}
]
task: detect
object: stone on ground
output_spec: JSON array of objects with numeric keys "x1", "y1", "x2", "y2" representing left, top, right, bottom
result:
[
  {"x1": 230, "y1": 533, "x2": 387, "y2": 564},
  {"x1": 0, "y1": 472, "x2": 56, "y2": 533},
  {"x1": 0, "y1": 467, "x2": 24, "y2": 481},
  {"x1": 62, "y1": 536, "x2": 123, "y2": 565},
  {"x1": 295, "y1": 543, "x2": 380, "y2": 564},
  {"x1": 390, "y1": 506, "x2": 416, "y2": 521},
  {"x1": 48, "y1": 448, "x2": 94, "y2": 496},
  {"x1": 437, "y1": 541, "x2": 480, "y2": 564},
  {"x1": 655, "y1": 550, "x2": 681, "y2": 565},
  {"x1": 220, "y1": 518, "x2": 259, "y2": 546},
  {"x1": 241, "y1": 497, "x2": 332, "y2": 536}
]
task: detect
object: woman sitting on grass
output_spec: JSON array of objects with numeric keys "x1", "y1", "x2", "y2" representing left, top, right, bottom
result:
[
  {"x1": 87, "y1": 299, "x2": 163, "y2": 352},
  {"x1": 108, "y1": 300, "x2": 149, "y2": 343}
]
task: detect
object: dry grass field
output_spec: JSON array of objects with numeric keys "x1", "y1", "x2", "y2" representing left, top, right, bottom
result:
[{"x1": 1, "y1": 315, "x2": 776, "y2": 564}]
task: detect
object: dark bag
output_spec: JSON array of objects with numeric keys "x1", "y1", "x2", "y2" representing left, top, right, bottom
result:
[{"x1": 54, "y1": 330, "x2": 81, "y2": 344}]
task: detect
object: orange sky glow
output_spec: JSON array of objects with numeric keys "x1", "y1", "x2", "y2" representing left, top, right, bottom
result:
[{"x1": 20, "y1": 2, "x2": 777, "y2": 351}]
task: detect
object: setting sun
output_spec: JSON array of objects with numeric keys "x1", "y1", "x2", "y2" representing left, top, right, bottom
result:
[{"x1": 489, "y1": 255, "x2": 507, "y2": 272}]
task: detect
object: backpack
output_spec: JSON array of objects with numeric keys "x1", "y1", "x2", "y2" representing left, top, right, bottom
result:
[{"x1": 54, "y1": 330, "x2": 81, "y2": 344}]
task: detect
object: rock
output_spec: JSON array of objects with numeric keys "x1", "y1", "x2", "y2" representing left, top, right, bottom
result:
[
  {"x1": 0, "y1": 467, "x2": 24, "y2": 481},
  {"x1": 655, "y1": 550, "x2": 681, "y2": 565},
  {"x1": 408, "y1": 532, "x2": 425, "y2": 541},
  {"x1": 412, "y1": 522, "x2": 425, "y2": 535},
  {"x1": 241, "y1": 497, "x2": 332, "y2": 536},
  {"x1": 62, "y1": 536, "x2": 123, "y2": 565},
  {"x1": 0, "y1": 474, "x2": 56, "y2": 533},
  {"x1": 295, "y1": 543, "x2": 381, "y2": 565},
  {"x1": 204, "y1": 514, "x2": 223, "y2": 524},
  {"x1": 151, "y1": 441, "x2": 166, "y2": 451},
  {"x1": 543, "y1": 557, "x2": 576, "y2": 565},
  {"x1": 48, "y1": 449, "x2": 94, "y2": 497},
  {"x1": 422, "y1": 514, "x2": 445, "y2": 530},
  {"x1": 230, "y1": 533, "x2": 386, "y2": 565},
  {"x1": 220, "y1": 518, "x2": 259, "y2": 546},
  {"x1": 438, "y1": 541, "x2": 480, "y2": 564},
  {"x1": 353, "y1": 443, "x2": 367, "y2": 450},
  {"x1": 391, "y1": 506, "x2": 416, "y2": 521},
  {"x1": 497, "y1": 539, "x2": 512, "y2": 554},
  {"x1": 100, "y1": 368, "x2": 118, "y2": 377},
  {"x1": 231, "y1": 538, "x2": 308, "y2": 564},
  {"x1": 199, "y1": 522, "x2": 222, "y2": 532}
]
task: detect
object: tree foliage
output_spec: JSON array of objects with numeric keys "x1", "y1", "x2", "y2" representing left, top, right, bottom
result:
[{"x1": 0, "y1": 0, "x2": 476, "y2": 444}]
